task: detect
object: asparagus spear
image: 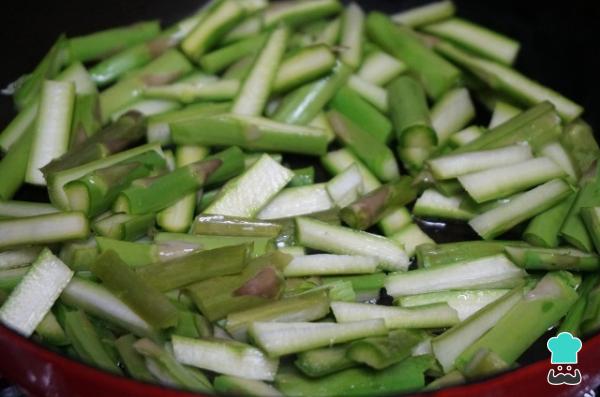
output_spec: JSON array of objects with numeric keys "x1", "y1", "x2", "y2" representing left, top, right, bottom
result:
[
  {"x1": 187, "y1": 251, "x2": 291, "y2": 321},
  {"x1": 470, "y1": 179, "x2": 573, "y2": 240},
  {"x1": 181, "y1": 0, "x2": 246, "y2": 61},
  {"x1": 276, "y1": 355, "x2": 434, "y2": 397},
  {"x1": 93, "y1": 212, "x2": 155, "y2": 241},
  {"x1": 172, "y1": 335, "x2": 279, "y2": 381},
  {"x1": 135, "y1": 243, "x2": 251, "y2": 292},
  {"x1": 171, "y1": 113, "x2": 329, "y2": 155},
  {"x1": 225, "y1": 291, "x2": 330, "y2": 341},
  {"x1": 263, "y1": 0, "x2": 342, "y2": 28},
  {"x1": 295, "y1": 345, "x2": 357, "y2": 378},
  {"x1": 61, "y1": 277, "x2": 156, "y2": 338},
  {"x1": 115, "y1": 334, "x2": 156, "y2": 382},
  {"x1": 99, "y1": 49, "x2": 193, "y2": 122},
  {"x1": 392, "y1": 1, "x2": 456, "y2": 27},
  {"x1": 331, "y1": 301, "x2": 459, "y2": 329},
  {"x1": 296, "y1": 217, "x2": 409, "y2": 271},
  {"x1": 156, "y1": 145, "x2": 209, "y2": 233},
  {"x1": 385, "y1": 254, "x2": 525, "y2": 297},
  {"x1": 422, "y1": 17, "x2": 520, "y2": 65},
  {"x1": 90, "y1": 250, "x2": 179, "y2": 329},
  {"x1": 273, "y1": 45, "x2": 337, "y2": 94},
  {"x1": 191, "y1": 215, "x2": 282, "y2": 237},
  {"x1": 273, "y1": 61, "x2": 352, "y2": 125},
  {"x1": 214, "y1": 376, "x2": 283, "y2": 397},
  {"x1": 357, "y1": 50, "x2": 407, "y2": 87},
  {"x1": 328, "y1": 110, "x2": 399, "y2": 182},
  {"x1": 232, "y1": 26, "x2": 289, "y2": 116},
  {"x1": 582, "y1": 207, "x2": 600, "y2": 254},
  {"x1": 67, "y1": 21, "x2": 160, "y2": 63},
  {"x1": 204, "y1": 154, "x2": 294, "y2": 218},
  {"x1": 561, "y1": 175, "x2": 600, "y2": 252},
  {"x1": 250, "y1": 319, "x2": 387, "y2": 357},
  {"x1": 453, "y1": 101, "x2": 561, "y2": 154},
  {"x1": 504, "y1": 246, "x2": 599, "y2": 271},
  {"x1": 436, "y1": 41, "x2": 583, "y2": 121},
  {"x1": 134, "y1": 338, "x2": 213, "y2": 393},
  {"x1": 0, "y1": 249, "x2": 73, "y2": 337},
  {"x1": 340, "y1": 177, "x2": 417, "y2": 230},
  {"x1": 330, "y1": 86, "x2": 392, "y2": 144},
  {"x1": 455, "y1": 272, "x2": 578, "y2": 369},
  {"x1": 561, "y1": 119, "x2": 599, "y2": 174},
  {"x1": 430, "y1": 88, "x2": 476, "y2": 145},
  {"x1": 367, "y1": 12, "x2": 461, "y2": 99},
  {"x1": 63, "y1": 309, "x2": 122, "y2": 374},
  {"x1": 347, "y1": 329, "x2": 424, "y2": 369},
  {"x1": 25, "y1": 80, "x2": 75, "y2": 185},
  {"x1": 115, "y1": 158, "x2": 221, "y2": 215}
]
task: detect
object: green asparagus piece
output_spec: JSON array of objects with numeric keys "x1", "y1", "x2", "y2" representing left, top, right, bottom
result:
[
  {"x1": 341, "y1": 177, "x2": 416, "y2": 230},
  {"x1": 63, "y1": 309, "x2": 122, "y2": 374},
  {"x1": 99, "y1": 49, "x2": 193, "y2": 122},
  {"x1": 505, "y1": 246, "x2": 599, "y2": 271},
  {"x1": 64, "y1": 151, "x2": 166, "y2": 217},
  {"x1": 561, "y1": 172, "x2": 600, "y2": 251},
  {"x1": 558, "y1": 274, "x2": 599, "y2": 336},
  {"x1": 59, "y1": 239, "x2": 99, "y2": 271},
  {"x1": 328, "y1": 110, "x2": 400, "y2": 182},
  {"x1": 582, "y1": 207, "x2": 600, "y2": 254},
  {"x1": 581, "y1": 279, "x2": 600, "y2": 335},
  {"x1": 453, "y1": 101, "x2": 561, "y2": 154},
  {"x1": 276, "y1": 355, "x2": 435, "y2": 397},
  {"x1": 136, "y1": 244, "x2": 251, "y2": 292},
  {"x1": 90, "y1": 250, "x2": 179, "y2": 329},
  {"x1": 295, "y1": 345, "x2": 356, "y2": 378},
  {"x1": 347, "y1": 329, "x2": 424, "y2": 370},
  {"x1": 388, "y1": 76, "x2": 436, "y2": 150},
  {"x1": 154, "y1": 233, "x2": 274, "y2": 257},
  {"x1": 435, "y1": 40, "x2": 583, "y2": 121},
  {"x1": 191, "y1": 215, "x2": 282, "y2": 237},
  {"x1": 171, "y1": 113, "x2": 329, "y2": 156},
  {"x1": 367, "y1": 12, "x2": 461, "y2": 99},
  {"x1": 330, "y1": 86, "x2": 392, "y2": 144},
  {"x1": 13, "y1": 35, "x2": 67, "y2": 110},
  {"x1": 67, "y1": 21, "x2": 160, "y2": 63},
  {"x1": 115, "y1": 334, "x2": 156, "y2": 382},
  {"x1": 114, "y1": 158, "x2": 221, "y2": 215},
  {"x1": 181, "y1": 0, "x2": 246, "y2": 61},
  {"x1": 186, "y1": 251, "x2": 291, "y2": 321},
  {"x1": 273, "y1": 45, "x2": 337, "y2": 94},
  {"x1": 561, "y1": 119, "x2": 599, "y2": 174},
  {"x1": 456, "y1": 272, "x2": 578, "y2": 369},
  {"x1": 322, "y1": 273, "x2": 385, "y2": 302},
  {"x1": 391, "y1": 1, "x2": 456, "y2": 27},
  {"x1": 214, "y1": 376, "x2": 283, "y2": 397},
  {"x1": 523, "y1": 194, "x2": 576, "y2": 248},
  {"x1": 263, "y1": 0, "x2": 342, "y2": 28},
  {"x1": 156, "y1": 145, "x2": 209, "y2": 233},
  {"x1": 416, "y1": 240, "x2": 527, "y2": 268},
  {"x1": 70, "y1": 94, "x2": 102, "y2": 147},
  {"x1": 43, "y1": 111, "x2": 147, "y2": 175},
  {"x1": 0, "y1": 127, "x2": 33, "y2": 200},
  {"x1": 232, "y1": 26, "x2": 289, "y2": 117},
  {"x1": 0, "y1": 267, "x2": 29, "y2": 291},
  {"x1": 93, "y1": 212, "x2": 155, "y2": 241},
  {"x1": 134, "y1": 338, "x2": 213, "y2": 393},
  {"x1": 288, "y1": 167, "x2": 316, "y2": 187},
  {"x1": 201, "y1": 33, "x2": 268, "y2": 73},
  {"x1": 273, "y1": 61, "x2": 352, "y2": 125},
  {"x1": 225, "y1": 290, "x2": 330, "y2": 340}
]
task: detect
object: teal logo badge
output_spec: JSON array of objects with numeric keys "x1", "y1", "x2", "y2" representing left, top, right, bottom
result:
[{"x1": 546, "y1": 332, "x2": 582, "y2": 386}]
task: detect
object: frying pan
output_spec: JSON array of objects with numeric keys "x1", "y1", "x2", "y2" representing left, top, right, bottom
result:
[{"x1": 0, "y1": 0, "x2": 599, "y2": 396}]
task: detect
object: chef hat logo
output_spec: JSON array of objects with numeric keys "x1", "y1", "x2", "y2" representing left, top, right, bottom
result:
[{"x1": 547, "y1": 332, "x2": 582, "y2": 364}]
